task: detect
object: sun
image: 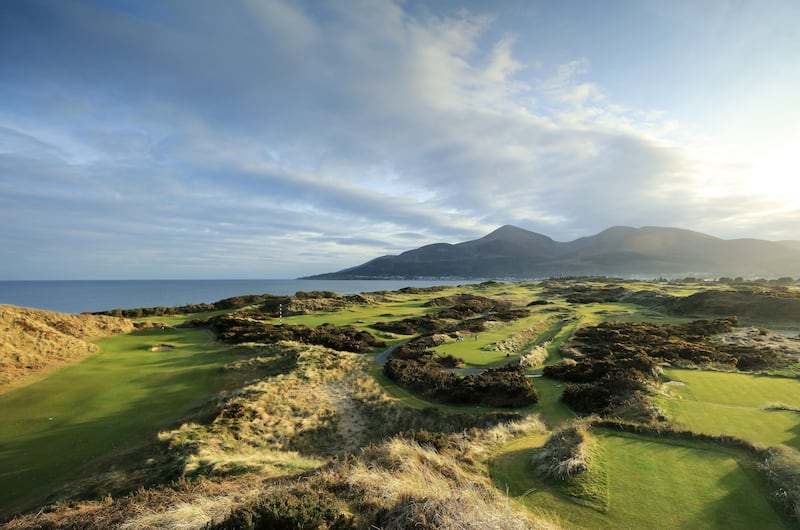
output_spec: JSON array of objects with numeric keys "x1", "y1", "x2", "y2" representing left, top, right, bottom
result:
[{"x1": 745, "y1": 142, "x2": 800, "y2": 207}]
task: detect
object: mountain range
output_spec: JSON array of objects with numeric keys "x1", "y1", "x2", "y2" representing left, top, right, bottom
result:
[{"x1": 304, "y1": 225, "x2": 800, "y2": 280}]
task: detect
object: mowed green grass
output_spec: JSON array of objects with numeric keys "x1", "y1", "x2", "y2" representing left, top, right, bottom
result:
[
  {"x1": 432, "y1": 313, "x2": 554, "y2": 367},
  {"x1": 658, "y1": 369, "x2": 800, "y2": 449},
  {"x1": 493, "y1": 431, "x2": 792, "y2": 529},
  {"x1": 276, "y1": 292, "x2": 457, "y2": 345},
  {"x1": 0, "y1": 327, "x2": 246, "y2": 518},
  {"x1": 532, "y1": 377, "x2": 575, "y2": 427}
]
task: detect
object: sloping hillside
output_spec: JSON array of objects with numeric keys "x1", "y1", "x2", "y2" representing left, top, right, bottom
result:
[
  {"x1": 0, "y1": 305, "x2": 134, "y2": 388},
  {"x1": 306, "y1": 225, "x2": 800, "y2": 279}
]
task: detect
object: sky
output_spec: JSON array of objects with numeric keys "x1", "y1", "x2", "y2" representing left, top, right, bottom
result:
[{"x1": 1, "y1": 0, "x2": 799, "y2": 279}]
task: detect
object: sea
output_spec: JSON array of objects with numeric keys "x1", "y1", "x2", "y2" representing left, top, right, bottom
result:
[{"x1": 0, "y1": 279, "x2": 469, "y2": 314}]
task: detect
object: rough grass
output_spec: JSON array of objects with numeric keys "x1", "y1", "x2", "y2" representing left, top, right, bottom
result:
[
  {"x1": 160, "y1": 341, "x2": 376, "y2": 475},
  {"x1": 530, "y1": 422, "x2": 609, "y2": 512},
  {"x1": 490, "y1": 316, "x2": 558, "y2": 354},
  {"x1": 276, "y1": 290, "x2": 458, "y2": 331},
  {"x1": 759, "y1": 444, "x2": 800, "y2": 521},
  {"x1": 0, "y1": 305, "x2": 134, "y2": 388},
  {"x1": 432, "y1": 315, "x2": 549, "y2": 366},
  {"x1": 347, "y1": 434, "x2": 558, "y2": 530},
  {"x1": 4, "y1": 335, "x2": 555, "y2": 530},
  {"x1": 532, "y1": 423, "x2": 592, "y2": 480},
  {"x1": 520, "y1": 344, "x2": 549, "y2": 368}
]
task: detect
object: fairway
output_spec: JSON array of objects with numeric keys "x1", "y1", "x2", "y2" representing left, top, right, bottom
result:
[
  {"x1": 432, "y1": 313, "x2": 554, "y2": 366},
  {"x1": 0, "y1": 327, "x2": 244, "y2": 519},
  {"x1": 493, "y1": 431, "x2": 792, "y2": 529},
  {"x1": 658, "y1": 369, "x2": 800, "y2": 449},
  {"x1": 274, "y1": 290, "x2": 458, "y2": 331}
]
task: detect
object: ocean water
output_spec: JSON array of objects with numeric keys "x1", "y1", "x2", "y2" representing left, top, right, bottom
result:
[{"x1": 0, "y1": 279, "x2": 467, "y2": 314}]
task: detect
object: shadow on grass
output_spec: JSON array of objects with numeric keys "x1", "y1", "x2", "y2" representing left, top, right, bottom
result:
[
  {"x1": 0, "y1": 335, "x2": 260, "y2": 520},
  {"x1": 697, "y1": 464, "x2": 797, "y2": 530}
]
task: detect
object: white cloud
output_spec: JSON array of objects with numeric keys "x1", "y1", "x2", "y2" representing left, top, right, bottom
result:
[{"x1": 0, "y1": 0, "x2": 797, "y2": 279}]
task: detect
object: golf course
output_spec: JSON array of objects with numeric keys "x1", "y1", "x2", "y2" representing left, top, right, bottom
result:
[{"x1": 2, "y1": 278, "x2": 800, "y2": 528}]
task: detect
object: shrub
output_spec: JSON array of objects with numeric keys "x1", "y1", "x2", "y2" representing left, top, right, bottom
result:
[
  {"x1": 384, "y1": 357, "x2": 538, "y2": 408},
  {"x1": 207, "y1": 488, "x2": 352, "y2": 530},
  {"x1": 209, "y1": 317, "x2": 385, "y2": 353}
]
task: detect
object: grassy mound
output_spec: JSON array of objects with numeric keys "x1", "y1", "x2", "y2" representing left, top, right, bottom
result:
[
  {"x1": 663, "y1": 290, "x2": 800, "y2": 324},
  {"x1": 759, "y1": 445, "x2": 800, "y2": 520},
  {"x1": 531, "y1": 423, "x2": 609, "y2": 512},
  {"x1": 532, "y1": 423, "x2": 592, "y2": 480},
  {"x1": 0, "y1": 304, "x2": 134, "y2": 388}
]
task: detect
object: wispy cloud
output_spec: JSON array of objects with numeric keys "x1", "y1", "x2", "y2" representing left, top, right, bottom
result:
[{"x1": 0, "y1": 0, "x2": 797, "y2": 278}]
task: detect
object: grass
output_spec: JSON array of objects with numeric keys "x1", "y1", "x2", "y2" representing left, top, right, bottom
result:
[
  {"x1": 0, "y1": 327, "x2": 249, "y2": 519},
  {"x1": 530, "y1": 422, "x2": 608, "y2": 511},
  {"x1": 8, "y1": 279, "x2": 799, "y2": 527},
  {"x1": 133, "y1": 309, "x2": 231, "y2": 326},
  {"x1": 274, "y1": 293, "x2": 452, "y2": 330},
  {"x1": 531, "y1": 376, "x2": 575, "y2": 427},
  {"x1": 656, "y1": 369, "x2": 800, "y2": 449},
  {"x1": 433, "y1": 313, "x2": 555, "y2": 367},
  {"x1": 493, "y1": 431, "x2": 794, "y2": 529}
]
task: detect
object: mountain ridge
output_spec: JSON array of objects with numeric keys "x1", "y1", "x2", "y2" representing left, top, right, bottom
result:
[{"x1": 304, "y1": 225, "x2": 800, "y2": 279}]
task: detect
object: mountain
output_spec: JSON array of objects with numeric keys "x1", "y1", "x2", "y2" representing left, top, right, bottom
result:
[
  {"x1": 304, "y1": 225, "x2": 800, "y2": 279},
  {"x1": 780, "y1": 240, "x2": 800, "y2": 252}
]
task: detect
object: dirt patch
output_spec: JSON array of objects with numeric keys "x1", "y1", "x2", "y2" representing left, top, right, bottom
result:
[{"x1": 150, "y1": 344, "x2": 175, "y2": 352}]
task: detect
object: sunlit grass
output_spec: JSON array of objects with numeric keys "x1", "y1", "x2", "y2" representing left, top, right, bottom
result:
[
  {"x1": 0, "y1": 327, "x2": 246, "y2": 518},
  {"x1": 493, "y1": 431, "x2": 793, "y2": 529},
  {"x1": 433, "y1": 314, "x2": 554, "y2": 367},
  {"x1": 277, "y1": 299, "x2": 440, "y2": 329},
  {"x1": 133, "y1": 309, "x2": 231, "y2": 326},
  {"x1": 657, "y1": 369, "x2": 800, "y2": 449}
]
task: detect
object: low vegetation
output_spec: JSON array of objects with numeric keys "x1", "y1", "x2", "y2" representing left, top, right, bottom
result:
[
  {"x1": 759, "y1": 445, "x2": 800, "y2": 520},
  {"x1": 532, "y1": 422, "x2": 593, "y2": 480},
  {"x1": 0, "y1": 305, "x2": 134, "y2": 388},
  {"x1": 543, "y1": 317, "x2": 795, "y2": 420},
  {"x1": 206, "y1": 315, "x2": 386, "y2": 353},
  {"x1": 5, "y1": 278, "x2": 800, "y2": 528},
  {"x1": 386, "y1": 355, "x2": 539, "y2": 407}
]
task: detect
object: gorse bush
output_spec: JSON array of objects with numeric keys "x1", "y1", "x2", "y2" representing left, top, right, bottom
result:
[
  {"x1": 385, "y1": 358, "x2": 538, "y2": 407},
  {"x1": 542, "y1": 317, "x2": 793, "y2": 418},
  {"x1": 207, "y1": 488, "x2": 352, "y2": 530},
  {"x1": 208, "y1": 316, "x2": 385, "y2": 353}
]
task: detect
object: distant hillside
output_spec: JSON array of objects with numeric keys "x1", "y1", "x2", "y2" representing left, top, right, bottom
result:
[
  {"x1": 305, "y1": 225, "x2": 800, "y2": 280},
  {"x1": 780, "y1": 240, "x2": 800, "y2": 252},
  {"x1": 0, "y1": 305, "x2": 134, "y2": 388}
]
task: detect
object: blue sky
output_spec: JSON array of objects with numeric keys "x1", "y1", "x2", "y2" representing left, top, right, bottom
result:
[{"x1": 1, "y1": 0, "x2": 799, "y2": 279}]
